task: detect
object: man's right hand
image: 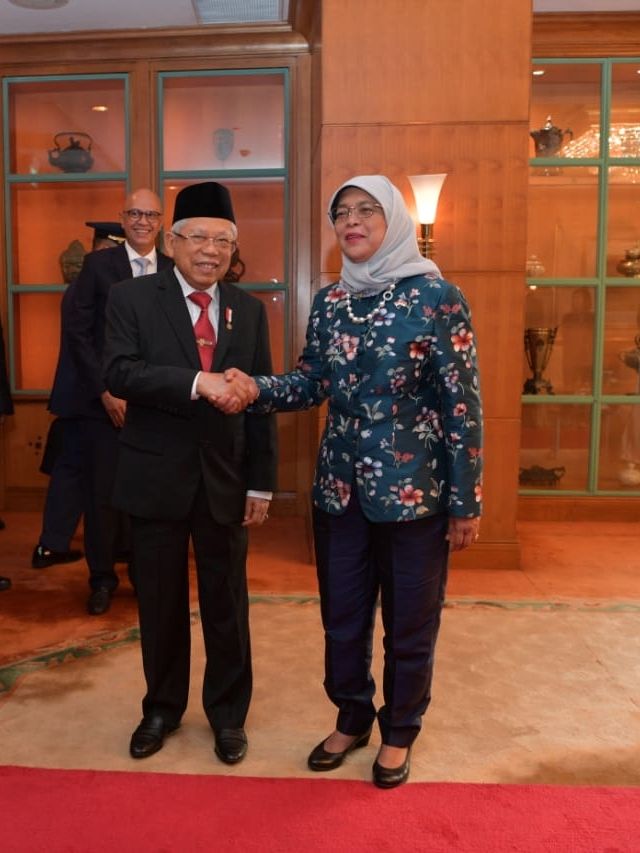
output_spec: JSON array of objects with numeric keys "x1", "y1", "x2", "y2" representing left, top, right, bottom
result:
[
  {"x1": 101, "y1": 390, "x2": 127, "y2": 428},
  {"x1": 197, "y1": 370, "x2": 258, "y2": 414}
]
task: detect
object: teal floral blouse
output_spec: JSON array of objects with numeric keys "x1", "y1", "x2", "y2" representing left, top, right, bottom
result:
[{"x1": 254, "y1": 273, "x2": 483, "y2": 523}]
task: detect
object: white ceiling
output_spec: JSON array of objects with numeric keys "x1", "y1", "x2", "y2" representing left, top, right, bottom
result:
[{"x1": 0, "y1": 0, "x2": 638, "y2": 37}]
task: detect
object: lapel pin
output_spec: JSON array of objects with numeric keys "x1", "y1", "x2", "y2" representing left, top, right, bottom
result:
[{"x1": 225, "y1": 307, "x2": 233, "y2": 330}]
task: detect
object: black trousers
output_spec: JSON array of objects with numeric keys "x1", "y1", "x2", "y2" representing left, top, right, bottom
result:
[
  {"x1": 39, "y1": 418, "x2": 83, "y2": 552},
  {"x1": 313, "y1": 490, "x2": 449, "y2": 747},
  {"x1": 80, "y1": 416, "x2": 130, "y2": 591},
  {"x1": 131, "y1": 485, "x2": 251, "y2": 731}
]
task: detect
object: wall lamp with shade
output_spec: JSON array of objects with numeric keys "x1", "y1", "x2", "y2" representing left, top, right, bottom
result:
[{"x1": 407, "y1": 173, "x2": 447, "y2": 259}]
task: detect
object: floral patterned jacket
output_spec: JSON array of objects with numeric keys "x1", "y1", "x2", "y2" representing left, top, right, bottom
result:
[{"x1": 254, "y1": 273, "x2": 483, "y2": 522}]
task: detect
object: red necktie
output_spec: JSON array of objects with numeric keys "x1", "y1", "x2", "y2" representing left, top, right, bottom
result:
[{"x1": 188, "y1": 291, "x2": 216, "y2": 371}]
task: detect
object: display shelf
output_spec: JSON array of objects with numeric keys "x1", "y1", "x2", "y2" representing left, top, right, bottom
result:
[
  {"x1": 2, "y1": 74, "x2": 129, "y2": 394},
  {"x1": 523, "y1": 57, "x2": 640, "y2": 495}
]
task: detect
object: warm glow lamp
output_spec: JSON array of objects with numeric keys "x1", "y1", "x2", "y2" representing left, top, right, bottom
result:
[{"x1": 407, "y1": 173, "x2": 447, "y2": 259}]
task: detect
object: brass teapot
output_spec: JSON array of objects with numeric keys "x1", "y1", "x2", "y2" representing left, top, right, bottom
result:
[
  {"x1": 530, "y1": 115, "x2": 573, "y2": 157},
  {"x1": 48, "y1": 132, "x2": 94, "y2": 173}
]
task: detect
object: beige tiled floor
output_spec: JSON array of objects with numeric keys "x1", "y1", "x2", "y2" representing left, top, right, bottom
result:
[{"x1": 1, "y1": 512, "x2": 639, "y2": 786}]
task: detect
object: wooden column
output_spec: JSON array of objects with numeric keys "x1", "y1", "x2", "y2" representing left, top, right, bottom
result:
[{"x1": 312, "y1": 0, "x2": 533, "y2": 569}]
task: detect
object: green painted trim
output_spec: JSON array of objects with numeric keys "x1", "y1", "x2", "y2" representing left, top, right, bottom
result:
[
  {"x1": 159, "y1": 68, "x2": 288, "y2": 81},
  {"x1": 3, "y1": 73, "x2": 129, "y2": 85},
  {"x1": 7, "y1": 173, "x2": 126, "y2": 183},
  {"x1": 522, "y1": 395, "x2": 593, "y2": 404}
]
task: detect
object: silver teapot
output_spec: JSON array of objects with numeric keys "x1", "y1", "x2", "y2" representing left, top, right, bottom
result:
[{"x1": 530, "y1": 116, "x2": 573, "y2": 157}]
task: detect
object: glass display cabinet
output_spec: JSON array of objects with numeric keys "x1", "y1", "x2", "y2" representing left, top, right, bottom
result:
[
  {"x1": 158, "y1": 69, "x2": 290, "y2": 374},
  {"x1": 2, "y1": 74, "x2": 129, "y2": 394},
  {"x1": 523, "y1": 58, "x2": 640, "y2": 495}
]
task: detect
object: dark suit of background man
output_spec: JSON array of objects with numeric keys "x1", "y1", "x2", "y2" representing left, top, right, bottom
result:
[
  {"x1": 0, "y1": 316, "x2": 14, "y2": 591},
  {"x1": 32, "y1": 222, "x2": 127, "y2": 572},
  {"x1": 66, "y1": 190, "x2": 172, "y2": 616},
  {"x1": 103, "y1": 181, "x2": 277, "y2": 766}
]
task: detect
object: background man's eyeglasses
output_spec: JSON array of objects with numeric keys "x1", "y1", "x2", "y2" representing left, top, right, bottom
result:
[
  {"x1": 329, "y1": 202, "x2": 383, "y2": 225},
  {"x1": 172, "y1": 232, "x2": 235, "y2": 250},
  {"x1": 123, "y1": 209, "x2": 162, "y2": 221}
]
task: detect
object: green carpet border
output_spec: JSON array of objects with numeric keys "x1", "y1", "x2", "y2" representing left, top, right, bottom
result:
[{"x1": 2, "y1": 593, "x2": 639, "y2": 697}]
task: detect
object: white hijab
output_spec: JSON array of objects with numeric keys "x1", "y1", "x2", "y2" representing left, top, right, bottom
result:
[{"x1": 328, "y1": 175, "x2": 441, "y2": 296}]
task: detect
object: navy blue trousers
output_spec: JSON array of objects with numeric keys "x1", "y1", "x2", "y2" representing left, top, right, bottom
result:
[{"x1": 313, "y1": 490, "x2": 449, "y2": 748}]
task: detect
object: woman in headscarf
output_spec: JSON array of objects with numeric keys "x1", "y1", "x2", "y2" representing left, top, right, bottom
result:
[{"x1": 225, "y1": 175, "x2": 482, "y2": 787}]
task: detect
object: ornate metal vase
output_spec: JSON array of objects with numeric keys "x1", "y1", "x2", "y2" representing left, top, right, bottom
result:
[
  {"x1": 523, "y1": 326, "x2": 558, "y2": 394},
  {"x1": 616, "y1": 247, "x2": 640, "y2": 278},
  {"x1": 530, "y1": 115, "x2": 573, "y2": 157},
  {"x1": 618, "y1": 334, "x2": 640, "y2": 372}
]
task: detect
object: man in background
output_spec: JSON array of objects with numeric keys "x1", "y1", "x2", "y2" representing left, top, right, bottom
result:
[
  {"x1": 32, "y1": 221, "x2": 126, "y2": 571},
  {"x1": 66, "y1": 191, "x2": 171, "y2": 615}
]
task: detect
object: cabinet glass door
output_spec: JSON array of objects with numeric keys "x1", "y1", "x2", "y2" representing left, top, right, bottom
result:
[
  {"x1": 523, "y1": 59, "x2": 640, "y2": 495},
  {"x1": 158, "y1": 70, "x2": 289, "y2": 353},
  {"x1": 3, "y1": 74, "x2": 129, "y2": 394}
]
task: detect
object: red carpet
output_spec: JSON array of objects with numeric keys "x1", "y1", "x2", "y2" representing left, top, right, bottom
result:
[{"x1": 2, "y1": 765, "x2": 638, "y2": 852}]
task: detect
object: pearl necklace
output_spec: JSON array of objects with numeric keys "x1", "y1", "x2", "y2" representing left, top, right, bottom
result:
[{"x1": 343, "y1": 281, "x2": 396, "y2": 325}]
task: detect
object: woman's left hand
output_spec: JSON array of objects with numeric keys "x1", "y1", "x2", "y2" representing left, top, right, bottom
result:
[{"x1": 446, "y1": 517, "x2": 480, "y2": 551}]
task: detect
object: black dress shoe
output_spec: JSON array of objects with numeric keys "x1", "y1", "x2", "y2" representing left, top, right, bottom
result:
[
  {"x1": 0, "y1": 576, "x2": 12, "y2": 591},
  {"x1": 32, "y1": 544, "x2": 83, "y2": 569},
  {"x1": 372, "y1": 747, "x2": 411, "y2": 789},
  {"x1": 213, "y1": 728, "x2": 248, "y2": 764},
  {"x1": 130, "y1": 715, "x2": 179, "y2": 759},
  {"x1": 307, "y1": 727, "x2": 372, "y2": 772},
  {"x1": 87, "y1": 587, "x2": 112, "y2": 615}
]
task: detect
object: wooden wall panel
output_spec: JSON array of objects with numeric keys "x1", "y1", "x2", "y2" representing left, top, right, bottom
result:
[
  {"x1": 453, "y1": 273, "x2": 524, "y2": 422},
  {"x1": 321, "y1": 0, "x2": 531, "y2": 125},
  {"x1": 318, "y1": 123, "x2": 529, "y2": 276},
  {"x1": 314, "y1": 0, "x2": 532, "y2": 568},
  {"x1": 533, "y1": 13, "x2": 640, "y2": 57}
]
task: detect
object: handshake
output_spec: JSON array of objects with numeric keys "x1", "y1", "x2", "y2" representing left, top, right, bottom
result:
[{"x1": 196, "y1": 368, "x2": 259, "y2": 414}]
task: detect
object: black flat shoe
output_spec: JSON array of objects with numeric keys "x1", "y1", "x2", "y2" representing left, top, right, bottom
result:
[
  {"x1": 213, "y1": 728, "x2": 248, "y2": 764},
  {"x1": 307, "y1": 727, "x2": 372, "y2": 772},
  {"x1": 130, "y1": 715, "x2": 179, "y2": 759},
  {"x1": 32, "y1": 545, "x2": 83, "y2": 569},
  {"x1": 372, "y1": 747, "x2": 411, "y2": 789},
  {"x1": 87, "y1": 587, "x2": 112, "y2": 616}
]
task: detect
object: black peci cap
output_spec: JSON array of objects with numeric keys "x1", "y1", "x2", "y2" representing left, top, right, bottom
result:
[
  {"x1": 172, "y1": 182, "x2": 235, "y2": 224},
  {"x1": 85, "y1": 221, "x2": 125, "y2": 242}
]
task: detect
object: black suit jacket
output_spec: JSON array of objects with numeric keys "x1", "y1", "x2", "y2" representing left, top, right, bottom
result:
[
  {"x1": 103, "y1": 268, "x2": 277, "y2": 525},
  {"x1": 48, "y1": 281, "x2": 81, "y2": 418},
  {"x1": 66, "y1": 243, "x2": 172, "y2": 418}
]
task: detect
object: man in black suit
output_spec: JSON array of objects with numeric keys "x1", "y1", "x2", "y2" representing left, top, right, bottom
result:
[
  {"x1": 66, "y1": 190, "x2": 172, "y2": 615},
  {"x1": 32, "y1": 222, "x2": 126, "y2": 572},
  {"x1": 103, "y1": 182, "x2": 277, "y2": 765}
]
